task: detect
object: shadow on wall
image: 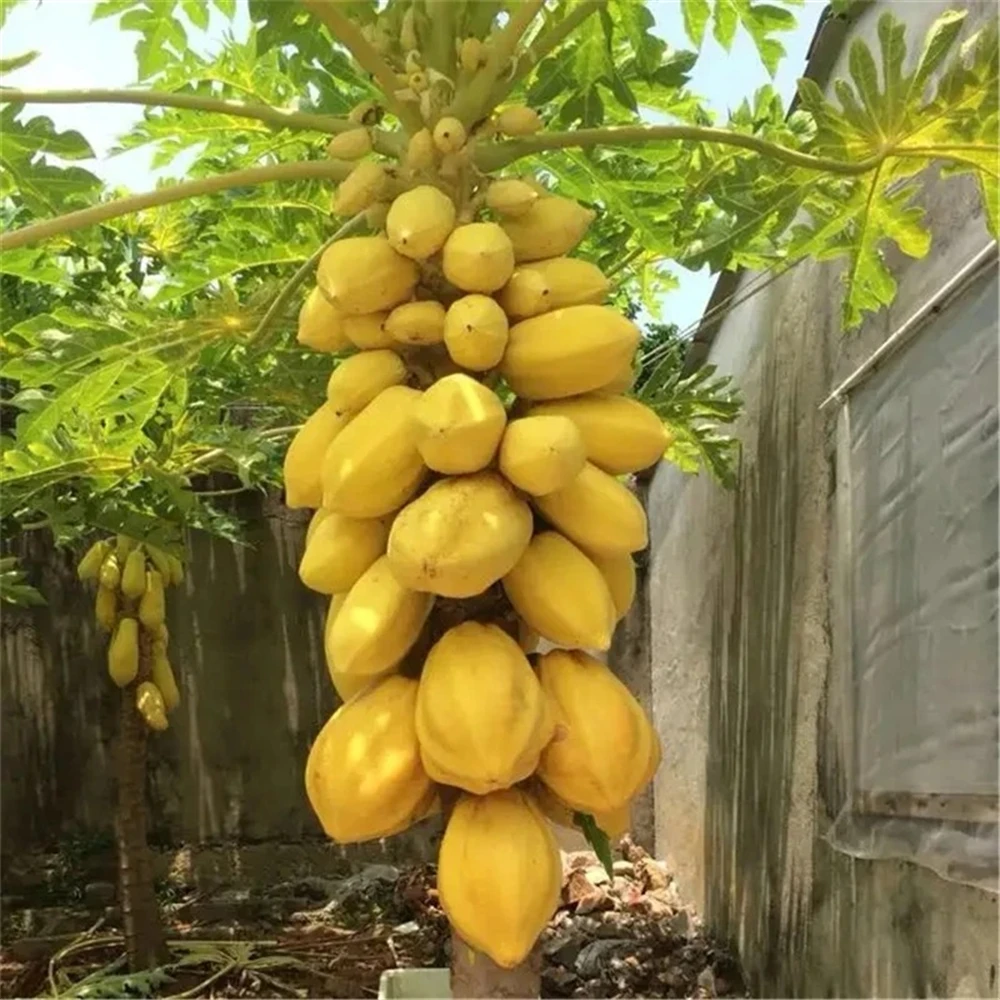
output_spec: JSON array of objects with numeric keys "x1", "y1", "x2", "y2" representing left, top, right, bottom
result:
[{"x1": 0, "y1": 490, "x2": 435, "y2": 864}]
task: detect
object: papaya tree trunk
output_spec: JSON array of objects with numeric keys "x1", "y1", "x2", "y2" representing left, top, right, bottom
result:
[
  {"x1": 450, "y1": 930, "x2": 541, "y2": 999},
  {"x1": 115, "y1": 634, "x2": 167, "y2": 971}
]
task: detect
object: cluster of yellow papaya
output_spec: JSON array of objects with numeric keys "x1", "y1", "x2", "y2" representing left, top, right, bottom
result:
[
  {"x1": 287, "y1": 92, "x2": 668, "y2": 967},
  {"x1": 77, "y1": 535, "x2": 183, "y2": 731}
]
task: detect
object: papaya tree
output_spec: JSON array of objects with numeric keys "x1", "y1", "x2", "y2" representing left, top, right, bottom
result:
[{"x1": 1, "y1": 0, "x2": 996, "y2": 994}]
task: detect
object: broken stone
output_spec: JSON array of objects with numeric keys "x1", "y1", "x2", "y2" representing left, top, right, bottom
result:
[
  {"x1": 575, "y1": 938, "x2": 632, "y2": 978},
  {"x1": 392, "y1": 920, "x2": 421, "y2": 935},
  {"x1": 542, "y1": 965, "x2": 579, "y2": 994},
  {"x1": 669, "y1": 908, "x2": 691, "y2": 937},
  {"x1": 697, "y1": 965, "x2": 718, "y2": 997},
  {"x1": 575, "y1": 886, "x2": 613, "y2": 914},
  {"x1": 612, "y1": 860, "x2": 634, "y2": 877},
  {"x1": 637, "y1": 856, "x2": 671, "y2": 891},
  {"x1": 563, "y1": 869, "x2": 595, "y2": 906},
  {"x1": 563, "y1": 850, "x2": 599, "y2": 874},
  {"x1": 583, "y1": 865, "x2": 610, "y2": 887}
]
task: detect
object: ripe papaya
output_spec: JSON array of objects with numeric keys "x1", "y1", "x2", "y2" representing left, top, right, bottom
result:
[
  {"x1": 298, "y1": 286, "x2": 351, "y2": 353},
  {"x1": 98, "y1": 552, "x2": 121, "y2": 591},
  {"x1": 498, "y1": 415, "x2": 586, "y2": 496},
  {"x1": 533, "y1": 462, "x2": 648, "y2": 556},
  {"x1": 459, "y1": 36, "x2": 484, "y2": 72},
  {"x1": 342, "y1": 311, "x2": 393, "y2": 349},
  {"x1": 432, "y1": 116, "x2": 466, "y2": 154},
  {"x1": 501, "y1": 305, "x2": 639, "y2": 400},
  {"x1": 412, "y1": 374, "x2": 506, "y2": 474},
  {"x1": 590, "y1": 551, "x2": 636, "y2": 621},
  {"x1": 385, "y1": 300, "x2": 446, "y2": 346},
  {"x1": 299, "y1": 511, "x2": 388, "y2": 595},
  {"x1": 443, "y1": 294, "x2": 509, "y2": 371},
  {"x1": 321, "y1": 385, "x2": 426, "y2": 518},
  {"x1": 537, "y1": 648, "x2": 658, "y2": 814},
  {"x1": 405, "y1": 128, "x2": 435, "y2": 170},
  {"x1": 120, "y1": 548, "x2": 147, "y2": 601},
  {"x1": 530, "y1": 394, "x2": 668, "y2": 474},
  {"x1": 145, "y1": 544, "x2": 172, "y2": 582},
  {"x1": 332, "y1": 159, "x2": 387, "y2": 216},
  {"x1": 323, "y1": 596, "x2": 395, "y2": 701},
  {"x1": 438, "y1": 788, "x2": 561, "y2": 968},
  {"x1": 317, "y1": 236, "x2": 418, "y2": 316},
  {"x1": 496, "y1": 105, "x2": 543, "y2": 137},
  {"x1": 516, "y1": 257, "x2": 609, "y2": 311},
  {"x1": 306, "y1": 509, "x2": 332, "y2": 546},
  {"x1": 325, "y1": 556, "x2": 433, "y2": 677},
  {"x1": 528, "y1": 780, "x2": 631, "y2": 840},
  {"x1": 166, "y1": 555, "x2": 184, "y2": 587},
  {"x1": 387, "y1": 472, "x2": 532, "y2": 598},
  {"x1": 115, "y1": 534, "x2": 136, "y2": 563},
  {"x1": 136, "y1": 681, "x2": 169, "y2": 731},
  {"x1": 502, "y1": 531, "x2": 618, "y2": 651},
  {"x1": 486, "y1": 178, "x2": 538, "y2": 218},
  {"x1": 416, "y1": 622, "x2": 553, "y2": 794},
  {"x1": 151, "y1": 649, "x2": 181, "y2": 712},
  {"x1": 77, "y1": 539, "x2": 110, "y2": 582},
  {"x1": 501, "y1": 196, "x2": 595, "y2": 262},
  {"x1": 386, "y1": 185, "x2": 456, "y2": 260},
  {"x1": 326, "y1": 349, "x2": 407, "y2": 416},
  {"x1": 325, "y1": 127, "x2": 372, "y2": 160},
  {"x1": 601, "y1": 362, "x2": 638, "y2": 394},
  {"x1": 497, "y1": 267, "x2": 551, "y2": 320},
  {"x1": 306, "y1": 675, "x2": 435, "y2": 843},
  {"x1": 138, "y1": 570, "x2": 165, "y2": 629},
  {"x1": 95, "y1": 585, "x2": 118, "y2": 632},
  {"x1": 284, "y1": 402, "x2": 351, "y2": 510},
  {"x1": 108, "y1": 617, "x2": 139, "y2": 688},
  {"x1": 442, "y1": 222, "x2": 515, "y2": 293}
]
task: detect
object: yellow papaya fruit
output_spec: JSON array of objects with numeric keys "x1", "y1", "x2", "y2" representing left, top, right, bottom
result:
[
  {"x1": 77, "y1": 539, "x2": 111, "y2": 582},
  {"x1": 332, "y1": 159, "x2": 387, "y2": 216},
  {"x1": 517, "y1": 257, "x2": 610, "y2": 311},
  {"x1": 529, "y1": 780, "x2": 631, "y2": 840},
  {"x1": 442, "y1": 222, "x2": 515, "y2": 293},
  {"x1": 498, "y1": 415, "x2": 586, "y2": 496},
  {"x1": 321, "y1": 385, "x2": 426, "y2": 517},
  {"x1": 138, "y1": 570, "x2": 165, "y2": 629},
  {"x1": 405, "y1": 127, "x2": 435, "y2": 170},
  {"x1": 443, "y1": 294, "x2": 509, "y2": 371},
  {"x1": 136, "y1": 681, "x2": 169, "y2": 731},
  {"x1": 486, "y1": 178, "x2": 538, "y2": 219},
  {"x1": 533, "y1": 462, "x2": 648, "y2": 556},
  {"x1": 95, "y1": 585, "x2": 118, "y2": 632},
  {"x1": 306, "y1": 509, "x2": 332, "y2": 546},
  {"x1": 317, "y1": 236, "x2": 418, "y2": 316},
  {"x1": 415, "y1": 622, "x2": 554, "y2": 794},
  {"x1": 326, "y1": 349, "x2": 407, "y2": 415},
  {"x1": 325, "y1": 126, "x2": 372, "y2": 160},
  {"x1": 386, "y1": 185, "x2": 456, "y2": 260},
  {"x1": 432, "y1": 116, "x2": 466, "y2": 154},
  {"x1": 537, "y1": 648, "x2": 656, "y2": 814},
  {"x1": 115, "y1": 534, "x2": 136, "y2": 563},
  {"x1": 496, "y1": 105, "x2": 543, "y2": 136},
  {"x1": 501, "y1": 196, "x2": 595, "y2": 262},
  {"x1": 342, "y1": 311, "x2": 393, "y2": 349},
  {"x1": 385, "y1": 299, "x2": 446, "y2": 346},
  {"x1": 530, "y1": 394, "x2": 668, "y2": 474},
  {"x1": 283, "y1": 402, "x2": 352, "y2": 510},
  {"x1": 501, "y1": 305, "x2": 639, "y2": 400},
  {"x1": 120, "y1": 548, "x2": 147, "y2": 601},
  {"x1": 502, "y1": 531, "x2": 618, "y2": 651},
  {"x1": 108, "y1": 617, "x2": 139, "y2": 688},
  {"x1": 151, "y1": 650, "x2": 181, "y2": 712},
  {"x1": 387, "y1": 472, "x2": 532, "y2": 598},
  {"x1": 412, "y1": 373, "x2": 506, "y2": 474},
  {"x1": 438, "y1": 788, "x2": 561, "y2": 969},
  {"x1": 98, "y1": 551, "x2": 120, "y2": 591},
  {"x1": 166, "y1": 555, "x2": 184, "y2": 587},
  {"x1": 145, "y1": 544, "x2": 172, "y2": 582},
  {"x1": 601, "y1": 362, "x2": 638, "y2": 394},
  {"x1": 590, "y1": 551, "x2": 636, "y2": 621},
  {"x1": 298, "y1": 286, "x2": 351, "y2": 353},
  {"x1": 325, "y1": 556, "x2": 433, "y2": 677},
  {"x1": 299, "y1": 511, "x2": 388, "y2": 595},
  {"x1": 305, "y1": 675, "x2": 433, "y2": 843},
  {"x1": 459, "y1": 36, "x2": 484, "y2": 72},
  {"x1": 497, "y1": 267, "x2": 551, "y2": 320},
  {"x1": 323, "y1": 596, "x2": 396, "y2": 702}
]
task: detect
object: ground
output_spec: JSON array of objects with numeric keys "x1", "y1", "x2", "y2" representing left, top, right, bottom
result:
[{"x1": 1, "y1": 838, "x2": 747, "y2": 998}]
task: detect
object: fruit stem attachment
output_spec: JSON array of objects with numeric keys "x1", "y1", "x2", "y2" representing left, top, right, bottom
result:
[
  {"x1": 0, "y1": 87, "x2": 359, "y2": 138},
  {"x1": 477, "y1": 124, "x2": 884, "y2": 176},
  {"x1": 251, "y1": 212, "x2": 367, "y2": 344},
  {"x1": 301, "y1": 0, "x2": 424, "y2": 134},
  {"x1": 0, "y1": 161, "x2": 355, "y2": 251}
]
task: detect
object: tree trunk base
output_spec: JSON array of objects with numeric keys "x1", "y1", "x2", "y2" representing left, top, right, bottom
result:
[{"x1": 449, "y1": 930, "x2": 541, "y2": 999}]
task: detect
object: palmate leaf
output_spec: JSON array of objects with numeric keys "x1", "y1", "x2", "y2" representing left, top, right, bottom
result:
[
  {"x1": 0, "y1": 555, "x2": 45, "y2": 607},
  {"x1": 680, "y1": 0, "x2": 800, "y2": 75}
]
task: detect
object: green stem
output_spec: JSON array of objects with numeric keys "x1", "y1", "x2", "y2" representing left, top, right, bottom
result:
[
  {"x1": 302, "y1": 0, "x2": 424, "y2": 134},
  {"x1": 0, "y1": 87, "x2": 355, "y2": 136},
  {"x1": 183, "y1": 425, "x2": 301, "y2": 474},
  {"x1": 252, "y1": 212, "x2": 366, "y2": 344},
  {"x1": 0, "y1": 161, "x2": 353, "y2": 251},
  {"x1": 477, "y1": 124, "x2": 883, "y2": 175},
  {"x1": 489, "y1": 0, "x2": 605, "y2": 109}
]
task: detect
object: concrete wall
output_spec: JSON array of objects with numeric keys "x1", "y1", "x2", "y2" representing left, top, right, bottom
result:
[
  {"x1": 1, "y1": 490, "x2": 439, "y2": 865},
  {"x1": 646, "y1": 1, "x2": 999, "y2": 996}
]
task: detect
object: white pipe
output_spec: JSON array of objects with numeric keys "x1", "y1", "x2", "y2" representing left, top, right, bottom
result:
[{"x1": 819, "y1": 240, "x2": 999, "y2": 411}]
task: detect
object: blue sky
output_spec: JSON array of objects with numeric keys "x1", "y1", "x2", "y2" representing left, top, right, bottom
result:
[{"x1": 2, "y1": 0, "x2": 824, "y2": 331}]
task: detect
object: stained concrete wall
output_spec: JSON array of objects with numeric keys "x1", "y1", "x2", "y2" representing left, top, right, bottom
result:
[
  {"x1": 647, "y1": 1, "x2": 999, "y2": 996},
  {"x1": 1, "y1": 490, "x2": 439, "y2": 866}
]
